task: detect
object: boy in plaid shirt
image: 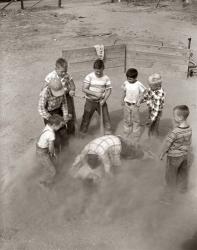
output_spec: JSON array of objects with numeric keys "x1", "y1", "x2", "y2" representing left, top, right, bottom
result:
[
  {"x1": 44, "y1": 58, "x2": 76, "y2": 135},
  {"x1": 70, "y1": 135, "x2": 155, "y2": 182},
  {"x1": 143, "y1": 73, "x2": 165, "y2": 137}
]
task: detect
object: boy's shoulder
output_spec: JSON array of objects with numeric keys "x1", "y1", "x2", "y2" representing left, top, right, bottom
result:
[{"x1": 45, "y1": 70, "x2": 57, "y2": 82}]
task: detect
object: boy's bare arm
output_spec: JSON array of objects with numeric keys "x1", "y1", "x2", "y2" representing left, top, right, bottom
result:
[
  {"x1": 69, "y1": 79, "x2": 76, "y2": 96},
  {"x1": 121, "y1": 90, "x2": 126, "y2": 106},
  {"x1": 48, "y1": 141, "x2": 55, "y2": 157},
  {"x1": 100, "y1": 88, "x2": 111, "y2": 105},
  {"x1": 159, "y1": 141, "x2": 171, "y2": 160}
]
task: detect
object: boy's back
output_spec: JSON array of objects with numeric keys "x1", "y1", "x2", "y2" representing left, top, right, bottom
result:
[{"x1": 167, "y1": 126, "x2": 192, "y2": 157}]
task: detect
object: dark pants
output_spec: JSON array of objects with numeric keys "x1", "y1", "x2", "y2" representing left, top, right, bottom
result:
[
  {"x1": 148, "y1": 110, "x2": 162, "y2": 136},
  {"x1": 44, "y1": 108, "x2": 68, "y2": 152},
  {"x1": 66, "y1": 94, "x2": 76, "y2": 135},
  {"x1": 80, "y1": 99, "x2": 112, "y2": 134},
  {"x1": 166, "y1": 155, "x2": 189, "y2": 192}
]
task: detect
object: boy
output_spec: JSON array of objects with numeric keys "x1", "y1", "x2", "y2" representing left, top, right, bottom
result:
[
  {"x1": 38, "y1": 77, "x2": 70, "y2": 151},
  {"x1": 121, "y1": 68, "x2": 146, "y2": 140},
  {"x1": 70, "y1": 135, "x2": 155, "y2": 182},
  {"x1": 80, "y1": 59, "x2": 112, "y2": 135},
  {"x1": 160, "y1": 105, "x2": 192, "y2": 192},
  {"x1": 36, "y1": 114, "x2": 65, "y2": 187},
  {"x1": 44, "y1": 58, "x2": 76, "y2": 135},
  {"x1": 143, "y1": 73, "x2": 165, "y2": 137}
]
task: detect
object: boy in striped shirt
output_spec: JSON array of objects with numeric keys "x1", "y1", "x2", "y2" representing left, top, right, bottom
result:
[{"x1": 160, "y1": 105, "x2": 192, "y2": 192}]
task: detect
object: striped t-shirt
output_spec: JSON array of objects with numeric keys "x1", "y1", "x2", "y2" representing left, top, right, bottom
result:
[{"x1": 166, "y1": 126, "x2": 192, "y2": 157}]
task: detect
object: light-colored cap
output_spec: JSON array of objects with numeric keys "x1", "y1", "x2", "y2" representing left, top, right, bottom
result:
[
  {"x1": 148, "y1": 73, "x2": 162, "y2": 86},
  {"x1": 48, "y1": 77, "x2": 64, "y2": 97}
]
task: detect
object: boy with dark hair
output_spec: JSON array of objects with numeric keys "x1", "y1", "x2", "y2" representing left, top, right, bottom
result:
[
  {"x1": 121, "y1": 68, "x2": 146, "y2": 141},
  {"x1": 143, "y1": 73, "x2": 165, "y2": 137},
  {"x1": 160, "y1": 105, "x2": 192, "y2": 192},
  {"x1": 44, "y1": 57, "x2": 76, "y2": 135},
  {"x1": 80, "y1": 59, "x2": 112, "y2": 135},
  {"x1": 36, "y1": 114, "x2": 65, "y2": 187}
]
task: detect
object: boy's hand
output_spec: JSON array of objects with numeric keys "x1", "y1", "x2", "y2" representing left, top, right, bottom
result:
[
  {"x1": 69, "y1": 90, "x2": 75, "y2": 97},
  {"x1": 64, "y1": 114, "x2": 72, "y2": 122},
  {"x1": 100, "y1": 99, "x2": 106, "y2": 106},
  {"x1": 159, "y1": 153, "x2": 164, "y2": 161}
]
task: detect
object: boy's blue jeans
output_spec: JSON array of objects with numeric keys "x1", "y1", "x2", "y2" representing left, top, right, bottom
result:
[
  {"x1": 123, "y1": 102, "x2": 141, "y2": 140},
  {"x1": 80, "y1": 99, "x2": 112, "y2": 134},
  {"x1": 166, "y1": 155, "x2": 189, "y2": 192},
  {"x1": 36, "y1": 146, "x2": 56, "y2": 184}
]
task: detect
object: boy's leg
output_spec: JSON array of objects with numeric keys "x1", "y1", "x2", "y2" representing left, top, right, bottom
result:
[
  {"x1": 36, "y1": 149, "x2": 56, "y2": 184},
  {"x1": 123, "y1": 104, "x2": 132, "y2": 138},
  {"x1": 97, "y1": 102, "x2": 112, "y2": 134},
  {"x1": 80, "y1": 99, "x2": 96, "y2": 134},
  {"x1": 66, "y1": 94, "x2": 76, "y2": 135},
  {"x1": 165, "y1": 156, "x2": 181, "y2": 189},
  {"x1": 149, "y1": 111, "x2": 162, "y2": 137},
  {"x1": 131, "y1": 105, "x2": 141, "y2": 142},
  {"x1": 177, "y1": 156, "x2": 189, "y2": 192}
]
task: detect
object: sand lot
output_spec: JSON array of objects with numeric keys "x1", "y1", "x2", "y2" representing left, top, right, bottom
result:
[{"x1": 0, "y1": 0, "x2": 197, "y2": 249}]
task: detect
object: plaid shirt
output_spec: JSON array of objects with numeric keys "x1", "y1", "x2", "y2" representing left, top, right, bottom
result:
[
  {"x1": 38, "y1": 86, "x2": 68, "y2": 120},
  {"x1": 143, "y1": 87, "x2": 165, "y2": 121},
  {"x1": 78, "y1": 135, "x2": 121, "y2": 173}
]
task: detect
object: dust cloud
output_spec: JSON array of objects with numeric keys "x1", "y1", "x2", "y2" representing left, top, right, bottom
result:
[{"x1": 0, "y1": 129, "x2": 197, "y2": 250}]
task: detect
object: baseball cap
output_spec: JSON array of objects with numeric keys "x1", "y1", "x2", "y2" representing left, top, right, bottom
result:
[{"x1": 48, "y1": 77, "x2": 64, "y2": 97}]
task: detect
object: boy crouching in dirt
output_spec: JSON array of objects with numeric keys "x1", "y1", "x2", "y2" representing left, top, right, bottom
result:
[
  {"x1": 44, "y1": 58, "x2": 76, "y2": 135},
  {"x1": 36, "y1": 114, "x2": 65, "y2": 187},
  {"x1": 160, "y1": 105, "x2": 192, "y2": 193},
  {"x1": 143, "y1": 73, "x2": 165, "y2": 137},
  {"x1": 70, "y1": 135, "x2": 155, "y2": 183}
]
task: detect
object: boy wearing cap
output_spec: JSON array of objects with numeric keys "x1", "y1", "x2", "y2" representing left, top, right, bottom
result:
[
  {"x1": 143, "y1": 73, "x2": 165, "y2": 137},
  {"x1": 36, "y1": 114, "x2": 65, "y2": 187},
  {"x1": 70, "y1": 135, "x2": 155, "y2": 182},
  {"x1": 38, "y1": 77, "x2": 71, "y2": 151},
  {"x1": 44, "y1": 58, "x2": 76, "y2": 135},
  {"x1": 121, "y1": 68, "x2": 146, "y2": 141}
]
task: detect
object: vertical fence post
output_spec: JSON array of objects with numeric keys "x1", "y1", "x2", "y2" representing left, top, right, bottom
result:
[
  {"x1": 21, "y1": 0, "x2": 24, "y2": 9},
  {"x1": 58, "y1": 0, "x2": 61, "y2": 8}
]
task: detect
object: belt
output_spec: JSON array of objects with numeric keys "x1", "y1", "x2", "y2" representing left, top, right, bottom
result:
[{"x1": 125, "y1": 102, "x2": 136, "y2": 106}]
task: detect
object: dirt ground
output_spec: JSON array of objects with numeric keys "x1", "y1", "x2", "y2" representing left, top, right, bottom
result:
[{"x1": 0, "y1": 0, "x2": 197, "y2": 249}]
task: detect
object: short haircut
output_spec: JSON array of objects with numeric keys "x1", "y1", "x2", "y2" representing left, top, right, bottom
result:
[
  {"x1": 93, "y1": 59, "x2": 105, "y2": 70},
  {"x1": 126, "y1": 68, "x2": 138, "y2": 79},
  {"x1": 56, "y1": 58, "x2": 68, "y2": 68},
  {"x1": 86, "y1": 153, "x2": 101, "y2": 169},
  {"x1": 47, "y1": 114, "x2": 64, "y2": 127},
  {"x1": 173, "y1": 105, "x2": 190, "y2": 120}
]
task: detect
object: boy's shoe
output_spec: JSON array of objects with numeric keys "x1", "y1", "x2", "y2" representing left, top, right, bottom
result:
[{"x1": 79, "y1": 131, "x2": 86, "y2": 139}]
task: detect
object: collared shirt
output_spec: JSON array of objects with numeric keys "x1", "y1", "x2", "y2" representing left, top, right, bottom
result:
[
  {"x1": 122, "y1": 80, "x2": 146, "y2": 104},
  {"x1": 143, "y1": 87, "x2": 165, "y2": 121},
  {"x1": 37, "y1": 125, "x2": 55, "y2": 149},
  {"x1": 44, "y1": 70, "x2": 75, "y2": 92},
  {"x1": 38, "y1": 86, "x2": 68, "y2": 120},
  {"x1": 166, "y1": 126, "x2": 192, "y2": 157},
  {"x1": 78, "y1": 135, "x2": 121, "y2": 173},
  {"x1": 83, "y1": 72, "x2": 112, "y2": 101}
]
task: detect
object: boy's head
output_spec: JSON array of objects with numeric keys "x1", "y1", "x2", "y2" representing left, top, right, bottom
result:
[
  {"x1": 126, "y1": 68, "x2": 138, "y2": 83},
  {"x1": 85, "y1": 153, "x2": 101, "y2": 169},
  {"x1": 173, "y1": 105, "x2": 190, "y2": 124},
  {"x1": 148, "y1": 73, "x2": 162, "y2": 91},
  {"x1": 55, "y1": 58, "x2": 68, "y2": 78},
  {"x1": 47, "y1": 114, "x2": 65, "y2": 131},
  {"x1": 93, "y1": 59, "x2": 104, "y2": 78}
]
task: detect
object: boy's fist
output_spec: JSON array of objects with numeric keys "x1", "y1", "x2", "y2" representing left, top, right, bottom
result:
[{"x1": 69, "y1": 90, "x2": 75, "y2": 97}]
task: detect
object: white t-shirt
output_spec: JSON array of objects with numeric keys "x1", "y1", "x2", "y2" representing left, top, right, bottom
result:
[
  {"x1": 122, "y1": 80, "x2": 146, "y2": 104},
  {"x1": 37, "y1": 125, "x2": 55, "y2": 149},
  {"x1": 84, "y1": 72, "x2": 112, "y2": 100}
]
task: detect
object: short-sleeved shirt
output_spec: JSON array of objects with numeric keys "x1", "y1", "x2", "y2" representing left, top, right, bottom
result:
[
  {"x1": 122, "y1": 80, "x2": 146, "y2": 104},
  {"x1": 84, "y1": 72, "x2": 112, "y2": 100},
  {"x1": 37, "y1": 125, "x2": 55, "y2": 149},
  {"x1": 166, "y1": 126, "x2": 192, "y2": 157},
  {"x1": 45, "y1": 70, "x2": 73, "y2": 92}
]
